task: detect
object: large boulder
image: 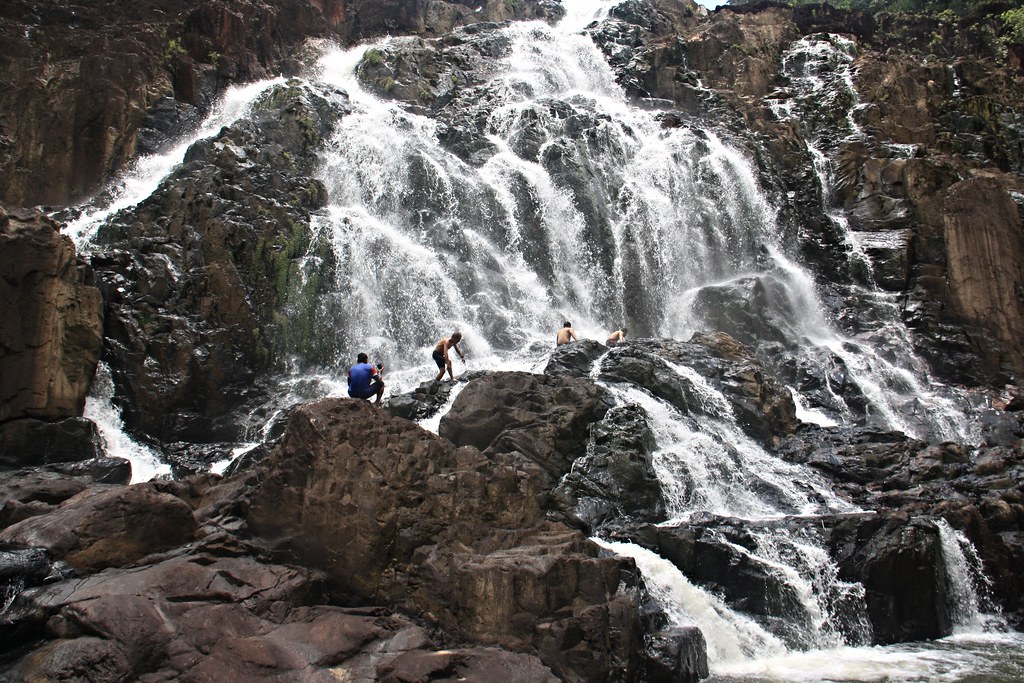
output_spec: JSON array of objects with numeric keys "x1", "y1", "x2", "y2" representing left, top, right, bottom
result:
[
  {"x1": 597, "y1": 334, "x2": 798, "y2": 447},
  {"x1": 0, "y1": 417, "x2": 103, "y2": 469},
  {"x1": 0, "y1": 483, "x2": 197, "y2": 571},
  {"x1": 828, "y1": 514, "x2": 954, "y2": 644},
  {"x1": 549, "y1": 403, "x2": 666, "y2": 532},
  {"x1": 0, "y1": 208, "x2": 102, "y2": 423},
  {"x1": 0, "y1": 463, "x2": 131, "y2": 531},
  {"x1": 438, "y1": 370, "x2": 610, "y2": 483},
  {"x1": 246, "y1": 396, "x2": 643, "y2": 681}
]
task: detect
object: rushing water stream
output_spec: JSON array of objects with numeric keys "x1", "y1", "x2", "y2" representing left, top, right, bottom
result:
[{"x1": 63, "y1": 0, "x2": 1021, "y2": 679}]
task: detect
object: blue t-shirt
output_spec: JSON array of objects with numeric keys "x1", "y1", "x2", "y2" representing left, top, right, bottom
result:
[{"x1": 348, "y1": 363, "x2": 378, "y2": 398}]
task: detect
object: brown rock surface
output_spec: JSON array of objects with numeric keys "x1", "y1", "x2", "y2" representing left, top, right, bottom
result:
[
  {"x1": 247, "y1": 394, "x2": 642, "y2": 680},
  {"x1": 942, "y1": 178, "x2": 1024, "y2": 377},
  {"x1": 0, "y1": 483, "x2": 197, "y2": 571},
  {"x1": 0, "y1": 208, "x2": 103, "y2": 422},
  {"x1": 439, "y1": 370, "x2": 610, "y2": 482}
]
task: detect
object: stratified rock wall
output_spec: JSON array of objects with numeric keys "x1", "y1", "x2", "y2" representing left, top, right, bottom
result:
[
  {"x1": 589, "y1": 0, "x2": 1024, "y2": 385},
  {"x1": 942, "y1": 177, "x2": 1024, "y2": 372}
]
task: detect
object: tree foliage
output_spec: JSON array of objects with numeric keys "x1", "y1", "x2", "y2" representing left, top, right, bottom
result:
[{"x1": 727, "y1": 0, "x2": 1023, "y2": 19}]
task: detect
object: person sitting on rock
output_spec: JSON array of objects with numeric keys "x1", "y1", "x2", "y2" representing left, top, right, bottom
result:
[
  {"x1": 433, "y1": 332, "x2": 466, "y2": 382},
  {"x1": 556, "y1": 321, "x2": 578, "y2": 347},
  {"x1": 348, "y1": 352, "x2": 385, "y2": 405},
  {"x1": 606, "y1": 327, "x2": 627, "y2": 347}
]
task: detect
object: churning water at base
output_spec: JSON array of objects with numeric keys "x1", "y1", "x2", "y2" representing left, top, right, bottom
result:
[
  {"x1": 599, "y1": 537, "x2": 1023, "y2": 682},
  {"x1": 59, "y1": 0, "x2": 1012, "y2": 678}
]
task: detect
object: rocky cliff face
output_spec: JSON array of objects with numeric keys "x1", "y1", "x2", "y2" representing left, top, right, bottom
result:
[
  {"x1": 1, "y1": 369, "x2": 695, "y2": 681},
  {"x1": 0, "y1": 0, "x2": 1020, "y2": 440},
  {"x1": 587, "y1": 1, "x2": 1024, "y2": 383},
  {"x1": 0, "y1": 0, "x2": 563, "y2": 207}
]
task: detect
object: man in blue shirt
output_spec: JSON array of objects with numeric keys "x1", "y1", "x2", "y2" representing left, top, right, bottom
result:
[{"x1": 348, "y1": 352, "x2": 385, "y2": 405}]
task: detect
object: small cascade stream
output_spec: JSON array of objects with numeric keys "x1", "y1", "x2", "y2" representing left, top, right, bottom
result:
[{"x1": 56, "y1": 0, "x2": 1020, "y2": 678}]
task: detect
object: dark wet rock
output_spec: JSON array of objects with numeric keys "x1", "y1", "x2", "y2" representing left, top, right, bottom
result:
[
  {"x1": 39, "y1": 457, "x2": 132, "y2": 486},
  {"x1": 163, "y1": 441, "x2": 240, "y2": 479},
  {"x1": 641, "y1": 626, "x2": 709, "y2": 683},
  {"x1": 639, "y1": 520, "x2": 832, "y2": 650},
  {"x1": 0, "y1": 418, "x2": 103, "y2": 469},
  {"x1": 544, "y1": 338, "x2": 608, "y2": 377},
  {"x1": 0, "y1": 547, "x2": 55, "y2": 588},
  {"x1": 550, "y1": 403, "x2": 665, "y2": 532},
  {"x1": 598, "y1": 333, "x2": 798, "y2": 447},
  {"x1": 89, "y1": 80, "x2": 344, "y2": 445},
  {"x1": 439, "y1": 371, "x2": 611, "y2": 485},
  {"x1": 827, "y1": 514, "x2": 953, "y2": 644},
  {"x1": 384, "y1": 372, "x2": 481, "y2": 422},
  {"x1": 221, "y1": 443, "x2": 275, "y2": 478}
]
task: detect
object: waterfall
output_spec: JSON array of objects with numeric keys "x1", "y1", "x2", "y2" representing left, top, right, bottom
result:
[
  {"x1": 62, "y1": 77, "x2": 287, "y2": 246},
  {"x1": 768, "y1": 33, "x2": 976, "y2": 444},
  {"x1": 84, "y1": 363, "x2": 170, "y2": 483},
  {"x1": 51, "y1": 1, "x2": 1019, "y2": 677},
  {"x1": 298, "y1": 10, "x2": 978, "y2": 449},
  {"x1": 593, "y1": 538, "x2": 788, "y2": 663},
  {"x1": 936, "y1": 519, "x2": 1001, "y2": 633},
  {"x1": 612, "y1": 383, "x2": 855, "y2": 521}
]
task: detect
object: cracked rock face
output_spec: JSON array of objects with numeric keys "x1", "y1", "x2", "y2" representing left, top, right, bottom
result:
[{"x1": 0, "y1": 208, "x2": 103, "y2": 423}]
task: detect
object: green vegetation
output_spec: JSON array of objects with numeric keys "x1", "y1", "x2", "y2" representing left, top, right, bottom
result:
[
  {"x1": 1002, "y1": 6, "x2": 1024, "y2": 43},
  {"x1": 163, "y1": 38, "x2": 187, "y2": 63}
]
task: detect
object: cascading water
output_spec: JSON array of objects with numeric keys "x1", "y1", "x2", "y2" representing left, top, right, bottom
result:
[
  {"x1": 58, "y1": 0, "x2": 1023, "y2": 678},
  {"x1": 83, "y1": 363, "x2": 170, "y2": 483},
  {"x1": 768, "y1": 33, "x2": 976, "y2": 445}
]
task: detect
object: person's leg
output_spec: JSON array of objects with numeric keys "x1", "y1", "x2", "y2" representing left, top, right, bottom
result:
[
  {"x1": 433, "y1": 350, "x2": 446, "y2": 382},
  {"x1": 372, "y1": 380, "x2": 385, "y2": 405}
]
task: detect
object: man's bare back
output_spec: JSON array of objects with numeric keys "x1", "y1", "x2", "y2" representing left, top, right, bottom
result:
[{"x1": 556, "y1": 322, "x2": 577, "y2": 346}]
